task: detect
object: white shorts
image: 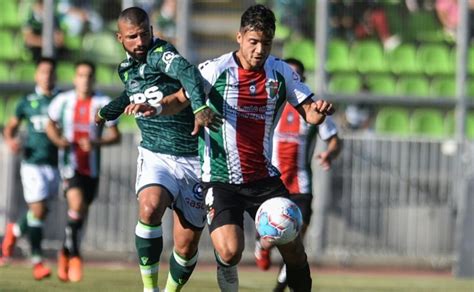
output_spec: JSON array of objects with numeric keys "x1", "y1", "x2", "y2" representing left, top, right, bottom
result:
[
  {"x1": 20, "y1": 162, "x2": 60, "y2": 204},
  {"x1": 135, "y1": 147, "x2": 205, "y2": 228}
]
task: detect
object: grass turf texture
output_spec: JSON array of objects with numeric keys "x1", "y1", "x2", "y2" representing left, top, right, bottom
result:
[{"x1": 0, "y1": 263, "x2": 473, "y2": 291}]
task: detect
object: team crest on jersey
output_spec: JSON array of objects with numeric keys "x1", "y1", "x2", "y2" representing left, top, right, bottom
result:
[
  {"x1": 265, "y1": 79, "x2": 280, "y2": 99},
  {"x1": 162, "y1": 51, "x2": 179, "y2": 72}
]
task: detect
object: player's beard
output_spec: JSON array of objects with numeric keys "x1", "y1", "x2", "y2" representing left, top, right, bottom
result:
[{"x1": 123, "y1": 44, "x2": 148, "y2": 61}]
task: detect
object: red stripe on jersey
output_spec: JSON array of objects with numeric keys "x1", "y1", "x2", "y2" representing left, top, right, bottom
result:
[
  {"x1": 278, "y1": 104, "x2": 301, "y2": 135},
  {"x1": 277, "y1": 141, "x2": 300, "y2": 194},
  {"x1": 236, "y1": 68, "x2": 268, "y2": 182},
  {"x1": 276, "y1": 104, "x2": 302, "y2": 193},
  {"x1": 73, "y1": 98, "x2": 92, "y2": 176}
]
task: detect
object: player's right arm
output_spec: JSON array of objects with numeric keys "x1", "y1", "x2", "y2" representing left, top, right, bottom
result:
[
  {"x1": 3, "y1": 116, "x2": 21, "y2": 154},
  {"x1": 95, "y1": 91, "x2": 130, "y2": 125},
  {"x1": 3, "y1": 98, "x2": 26, "y2": 154}
]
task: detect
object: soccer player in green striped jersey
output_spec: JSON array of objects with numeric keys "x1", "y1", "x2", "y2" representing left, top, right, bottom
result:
[{"x1": 95, "y1": 7, "x2": 221, "y2": 292}]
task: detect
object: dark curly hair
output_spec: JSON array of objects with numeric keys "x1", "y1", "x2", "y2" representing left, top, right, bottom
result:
[{"x1": 240, "y1": 4, "x2": 276, "y2": 38}]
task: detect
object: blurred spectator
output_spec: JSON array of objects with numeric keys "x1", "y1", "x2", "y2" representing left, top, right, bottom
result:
[
  {"x1": 343, "y1": 104, "x2": 372, "y2": 132},
  {"x1": 23, "y1": 0, "x2": 66, "y2": 62},
  {"x1": 152, "y1": 0, "x2": 177, "y2": 43},
  {"x1": 405, "y1": 0, "x2": 434, "y2": 12},
  {"x1": 57, "y1": 0, "x2": 104, "y2": 37},
  {"x1": 435, "y1": 0, "x2": 474, "y2": 40},
  {"x1": 330, "y1": 0, "x2": 400, "y2": 51}
]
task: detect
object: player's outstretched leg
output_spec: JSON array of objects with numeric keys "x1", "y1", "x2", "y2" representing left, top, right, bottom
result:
[
  {"x1": 254, "y1": 237, "x2": 271, "y2": 271},
  {"x1": 164, "y1": 249, "x2": 198, "y2": 291},
  {"x1": 273, "y1": 263, "x2": 287, "y2": 292},
  {"x1": 136, "y1": 221, "x2": 163, "y2": 292},
  {"x1": 164, "y1": 211, "x2": 202, "y2": 292},
  {"x1": 27, "y1": 211, "x2": 51, "y2": 280},
  {"x1": 60, "y1": 209, "x2": 84, "y2": 282},
  {"x1": 215, "y1": 250, "x2": 239, "y2": 292},
  {"x1": 277, "y1": 236, "x2": 312, "y2": 292}
]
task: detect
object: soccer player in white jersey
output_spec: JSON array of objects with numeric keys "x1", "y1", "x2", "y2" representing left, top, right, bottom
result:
[
  {"x1": 0, "y1": 57, "x2": 60, "y2": 280},
  {"x1": 196, "y1": 5, "x2": 335, "y2": 291},
  {"x1": 254, "y1": 58, "x2": 342, "y2": 291},
  {"x1": 45, "y1": 60, "x2": 121, "y2": 282}
]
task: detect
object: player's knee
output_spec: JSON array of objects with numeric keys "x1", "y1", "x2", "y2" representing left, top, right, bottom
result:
[
  {"x1": 215, "y1": 247, "x2": 242, "y2": 266},
  {"x1": 139, "y1": 203, "x2": 163, "y2": 224},
  {"x1": 174, "y1": 244, "x2": 198, "y2": 259}
]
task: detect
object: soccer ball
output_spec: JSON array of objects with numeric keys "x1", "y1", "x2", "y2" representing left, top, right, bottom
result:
[{"x1": 255, "y1": 197, "x2": 303, "y2": 245}]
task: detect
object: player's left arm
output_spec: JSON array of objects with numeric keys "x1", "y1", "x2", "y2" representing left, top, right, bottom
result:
[
  {"x1": 296, "y1": 98, "x2": 335, "y2": 125},
  {"x1": 91, "y1": 125, "x2": 121, "y2": 147},
  {"x1": 317, "y1": 134, "x2": 342, "y2": 171}
]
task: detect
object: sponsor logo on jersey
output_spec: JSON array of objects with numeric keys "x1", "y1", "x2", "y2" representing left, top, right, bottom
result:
[{"x1": 129, "y1": 86, "x2": 164, "y2": 106}]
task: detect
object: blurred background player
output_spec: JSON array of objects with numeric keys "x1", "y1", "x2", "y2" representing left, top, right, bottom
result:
[
  {"x1": 0, "y1": 57, "x2": 60, "y2": 280},
  {"x1": 198, "y1": 5, "x2": 334, "y2": 292},
  {"x1": 23, "y1": 0, "x2": 66, "y2": 62},
  {"x1": 45, "y1": 60, "x2": 121, "y2": 282},
  {"x1": 95, "y1": 7, "x2": 221, "y2": 292},
  {"x1": 254, "y1": 58, "x2": 342, "y2": 291}
]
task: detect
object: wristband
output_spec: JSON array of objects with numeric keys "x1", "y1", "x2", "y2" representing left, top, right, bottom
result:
[
  {"x1": 193, "y1": 105, "x2": 208, "y2": 114},
  {"x1": 97, "y1": 109, "x2": 105, "y2": 120}
]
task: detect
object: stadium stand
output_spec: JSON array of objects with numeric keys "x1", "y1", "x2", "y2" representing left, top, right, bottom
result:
[
  {"x1": 56, "y1": 62, "x2": 76, "y2": 84},
  {"x1": 326, "y1": 38, "x2": 353, "y2": 73},
  {"x1": 468, "y1": 45, "x2": 474, "y2": 75},
  {"x1": 82, "y1": 32, "x2": 124, "y2": 65},
  {"x1": 351, "y1": 40, "x2": 387, "y2": 73},
  {"x1": 366, "y1": 74, "x2": 396, "y2": 96},
  {"x1": 0, "y1": 30, "x2": 20, "y2": 61},
  {"x1": 375, "y1": 107, "x2": 410, "y2": 135},
  {"x1": 283, "y1": 37, "x2": 317, "y2": 71},
  {"x1": 0, "y1": 0, "x2": 21, "y2": 28},
  {"x1": 328, "y1": 73, "x2": 362, "y2": 94},
  {"x1": 12, "y1": 62, "x2": 36, "y2": 82},
  {"x1": 417, "y1": 43, "x2": 454, "y2": 76},
  {"x1": 410, "y1": 109, "x2": 446, "y2": 137},
  {"x1": 387, "y1": 43, "x2": 419, "y2": 75},
  {"x1": 0, "y1": 62, "x2": 10, "y2": 82},
  {"x1": 430, "y1": 76, "x2": 456, "y2": 98},
  {"x1": 396, "y1": 75, "x2": 430, "y2": 97}
]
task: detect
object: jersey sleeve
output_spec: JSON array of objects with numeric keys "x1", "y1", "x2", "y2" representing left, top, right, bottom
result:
[
  {"x1": 98, "y1": 96, "x2": 119, "y2": 127},
  {"x1": 149, "y1": 44, "x2": 206, "y2": 112},
  {"x1": 280, "y1": 61, "x2": 314, "y2": 107},
  {"x1": 98, "y1": 91, "x2": 130, "y2": 121},
  {"x1": 318, "y1": 116, "x2": 338, "y2": 140},
  {"x1": 14, "y1": 97, "x2": 27, "y2": 120},
  {"x1": 48, "y1": 94, "x2": 64, "y2": 122},
  {"x1": 198, "y1": 59, "x2": 220, "y2": 95}
]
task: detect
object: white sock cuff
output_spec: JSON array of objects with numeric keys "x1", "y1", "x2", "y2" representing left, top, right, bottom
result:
[{"x1": 173, "y1": 249, "x2": 198, "y2": 267}]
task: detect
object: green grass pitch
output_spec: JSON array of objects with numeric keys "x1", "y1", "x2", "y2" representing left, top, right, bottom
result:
[{"x1": 0, "y1": 262, "x2": 473, "y2": 291}]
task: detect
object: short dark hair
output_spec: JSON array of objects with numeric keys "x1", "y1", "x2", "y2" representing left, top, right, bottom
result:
[
  {"x1": 37, "y1": 56, "x2": 56, "y2": 69},
  {"x1": 75, "y1": 60, "x2": 96, "y2": 76},
  {"x1": 240, "y1": 4, "x2": 275, "y2": 38},
  {"x1": 284, "y1": 58, "x2": 305, "y2": 75},
  {"x1": 118, "y1": 6, "x2": 149, "y2": 26}
]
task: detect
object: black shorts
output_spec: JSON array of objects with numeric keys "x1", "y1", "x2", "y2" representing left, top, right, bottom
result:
[
  {"x1": 289, "y1": 193, "x2": 313, "y2": 225},
  {"x1": 63, "y1": 172, "x2": 99, "y2": 205},
  {"x1": 202, "y1": 176, "x2": 290, "y2": 233}
]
